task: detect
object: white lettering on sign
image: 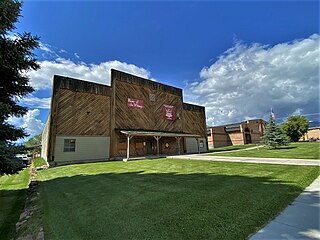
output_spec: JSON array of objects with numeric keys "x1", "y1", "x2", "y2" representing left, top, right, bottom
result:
[
  {"x1": 128, "y1": 98, "x2": 144, "y2": 109},
  {"x1": 163, "y1": 104, "x2": 175, "y2": 120}
]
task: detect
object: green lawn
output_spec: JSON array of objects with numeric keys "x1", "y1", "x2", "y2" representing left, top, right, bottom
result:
[
  {"x1": 33, "y1": 157, "x2": 47, "y2": 168},
  {"x1": 210, "y1": 142, "x2": 320, "y2": 159},
  {"x1": 208, "y1": 144, "x2": 259, "y2": 153},
  {"x1": 36, "y1": 159, "x2": 319, "y2": 239},
  {"x1": 0, "y1": 169, "x2": 30, "y2": 239}
]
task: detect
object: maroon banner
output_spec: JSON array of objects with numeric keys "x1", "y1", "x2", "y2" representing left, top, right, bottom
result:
[
  {"x1": 128, "y1": 98, "x2": 144, "y2": 109},
  {"x1": 163, "y1": 104, "x2": 175, "y2": 120}
]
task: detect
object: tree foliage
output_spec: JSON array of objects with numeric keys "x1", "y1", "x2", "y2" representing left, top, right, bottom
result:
[
  {"x1": 25, "y1": 133, "x2": 42, "y2": 147},
  {"x1": 281, "y1": 115, "x2": 309, "y2": 142},
  {"x1": 0, "y1": 0, "x2": 40, "y2": 175},
  {"x1": 262, "y1": 115, "x2": 289, "y2": 148}
]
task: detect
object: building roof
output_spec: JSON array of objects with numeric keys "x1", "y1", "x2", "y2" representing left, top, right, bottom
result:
[
  {"x1": 207, "y1": 119, "x2": 267, "y2": 129},
  {"x1": 308, "y1": 126, "x2": 320, "y2": 130}
]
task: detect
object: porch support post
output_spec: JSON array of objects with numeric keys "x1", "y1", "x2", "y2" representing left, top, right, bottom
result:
[
  {"x1": 124, "y1": 135, "x2": 133, "y2": 162},
  {"x1": 196, "y1": 138, "x2": 200, "y2": 154},
  {"x1": 154, "y1": 136, "x2": 161, "y2": 156},
  {"x1": 175, "y1": 136, "x2": 182, "y2": 155}
]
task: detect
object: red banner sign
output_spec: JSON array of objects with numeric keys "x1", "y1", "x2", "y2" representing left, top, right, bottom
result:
[
  {"x1": 163, "y1": 104, "x2": 175, "y2": 121},
  {"x1": 128, "y1": 98, "x2": 144, "y2": 109}
]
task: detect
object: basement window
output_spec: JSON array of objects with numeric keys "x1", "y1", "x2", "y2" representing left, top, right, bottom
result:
[{"x1": 64, "y1": 139, "x2": 76, "y2": 152}]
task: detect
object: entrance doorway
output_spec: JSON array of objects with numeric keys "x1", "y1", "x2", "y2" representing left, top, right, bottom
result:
[
  {"x1": 245, "y1": 133, "x2": 252, "y2": 144},
  {"x1": 146, "y1": 140, "x2": 155, "y2": 155}
]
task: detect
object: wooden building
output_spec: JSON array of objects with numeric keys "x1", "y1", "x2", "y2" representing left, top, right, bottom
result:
[
  {"x1": 207, "y1": 119, "x2": 267, "y2": 148},
  {"x1": 41, "y1": 69, "x2": 207, "y2": 165}
]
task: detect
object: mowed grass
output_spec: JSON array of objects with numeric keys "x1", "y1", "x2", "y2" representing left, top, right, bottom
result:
[
  {"x1": 33, "y1": 157, "x2": 47, "y2": 168},
  {"x1": 37, "y1": 159, "x2": 319, "y2": 240},
  {"x1": 208, "y1": 144, "x2": 259, "y2": 153},
  {"x1": 210, "y1": 142, "x2": 320, "y2": 159},
  {"x1": 0, "y1": 170, "x2": 30, "y2": 239}
]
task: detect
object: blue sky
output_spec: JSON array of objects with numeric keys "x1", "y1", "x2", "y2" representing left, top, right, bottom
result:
[{"x1": 8, "y1": 1, "x2": 320, "y2": 139}]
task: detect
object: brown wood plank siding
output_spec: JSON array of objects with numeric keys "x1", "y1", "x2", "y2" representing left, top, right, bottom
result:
[
  {"x1": 114, "y1": 81, "x2": 183, "y2": 132},
  {"x1": 47, "y1": 77, "x2": 61, "y2": 161},
  {"x1": 111, "y1": 69, "x2": 182, "y2": 97},
  {"x1": 56, "y1": 89, "x2": 110, "y2": 136},
  {"x1": 183, "y1": 109, "x2": 207, "y2": 137},
  {"x1": 56, "y1": 75, "x2": 111, "y2": 96}
]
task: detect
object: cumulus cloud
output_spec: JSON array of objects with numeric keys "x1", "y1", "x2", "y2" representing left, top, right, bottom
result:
[
  {"x1": 8, "y1": 42, "x2": 153, "y2": 141},
  {"x1": 7, "y1": 109, "x2": 44, "y2": 138},
  {"x1": 186, "y1": 34, "x2": 319, "y2": 126},
  {"x1": 29, "y1": 58, "x2": 152, "y2": 90}
]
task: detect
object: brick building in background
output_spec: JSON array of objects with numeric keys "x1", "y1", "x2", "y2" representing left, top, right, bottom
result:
[
  {"x1": 207, "y1": 119, "x2": 267, "y2": 148},
  {"x1": 300, "y1": 127, "x2": 320, "y2": 141},
  {"x1": 41, "y1": 69, "x2": 207, "y2": 165}
]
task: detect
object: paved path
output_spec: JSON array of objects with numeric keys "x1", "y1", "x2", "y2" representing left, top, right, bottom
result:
[
  {"x1": 207, "y1": 145, "x2": 265, "y2": 154},
  {"x1": 250, "y1": 176, "x2": 320, "y2": 240},
  {"x1": 167, "y1": 155, "x2": 320, "y2": 166}
]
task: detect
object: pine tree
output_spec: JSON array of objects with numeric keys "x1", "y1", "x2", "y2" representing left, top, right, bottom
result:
[
  {"x1": 262, "y1": 115, "x2": 289, "y2": 149},
  {"x1": 0, "y1": 0, "x2": 40, "y2": 175}
]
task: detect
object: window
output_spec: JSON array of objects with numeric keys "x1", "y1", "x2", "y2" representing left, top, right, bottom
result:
[
  {"x1": 149, "y1": 93, "x2": 156, "y2": 102},
  {"x1": 199, "y1": 140, "x2": 204, "y2": 148},
  {"x1": 64, "y1": 139, "x2": 76, "y2": 152}
]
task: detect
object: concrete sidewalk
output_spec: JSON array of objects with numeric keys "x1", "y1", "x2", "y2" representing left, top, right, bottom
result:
[
  {"x1": 208, "y1": 145, "x2": 265, "y2": 154},
  {"x1": 250, "y1": 176, "x2": 320, "y2": 240},
  {"x1": 167, "y1": 155, "x2": 320, "y2": 166}
]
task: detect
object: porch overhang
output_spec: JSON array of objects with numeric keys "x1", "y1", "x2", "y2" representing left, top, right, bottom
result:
[
  {"x1": 119, "y1": 130, "x2": 200, "y2": 138},
  {"x1": 118, "y1": 130, "x2": 201, "y2": 161}
]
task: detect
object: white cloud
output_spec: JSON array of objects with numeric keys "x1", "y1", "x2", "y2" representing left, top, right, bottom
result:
[
  {"x1": 19, "y1": 95, "x2": 51, "y2": 109},
  {"x1": 29, "y1": 58, "x2": 152, "y2": 90},
  {"x1": 74, "y1": 52, "x2": 80, "y2": 59},
  {"x1": 39, "y1": 42, "x2": 54, "y2": 53},
  {"x1": 7, "y1": 109, "x2": 44, "y2": 138},
  {"x1": 39, "y1": 42, "x2": 60, "y2": 59},
  {"x1": 186, "y1": 34, "x2": 319, "y2": 126}
]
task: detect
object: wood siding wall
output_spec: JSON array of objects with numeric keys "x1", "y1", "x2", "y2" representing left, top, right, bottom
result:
[
  {"x1": 111, "y1": 69, "x2": 182, "y2": 96},
  {"x1": 182, "y1": 104, "x2": 207, "y2": 138},
  {"x1": 114, "y1": 81, "x2": 183, "y2": 132},
  {"x1": 55, "y1": 89, "x2": 111, "y2": 136}
]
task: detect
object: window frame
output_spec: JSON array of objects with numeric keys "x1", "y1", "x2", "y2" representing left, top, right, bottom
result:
[{"x1": 63, "y1": 139, "x2": 76, "y2": 152}]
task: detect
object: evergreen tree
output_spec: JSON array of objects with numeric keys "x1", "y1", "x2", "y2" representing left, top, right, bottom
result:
[
  {"x1": 262, "y1": 115, "x2": 289, "y2": 148},
  {"x1": 0, "y1": 0, "x2": 40, "y2": 175},
  {"x1": 282, "y1": 115, "x2": 309, "y2": 142}
]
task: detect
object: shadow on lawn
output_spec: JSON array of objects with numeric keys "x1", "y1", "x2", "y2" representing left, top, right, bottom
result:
[
  {"x1": 267, "y1": 146, "x2": 297, "y2": 150},
  {"x1": 208, "y1": 147, "x2": 246, "y2": 153},
  {"x1": 28, "y1": 169, "x2": 318, "y2": 240},
  {"x1": 0, "y1": 189, "x2": 27, "y2": 240}
]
